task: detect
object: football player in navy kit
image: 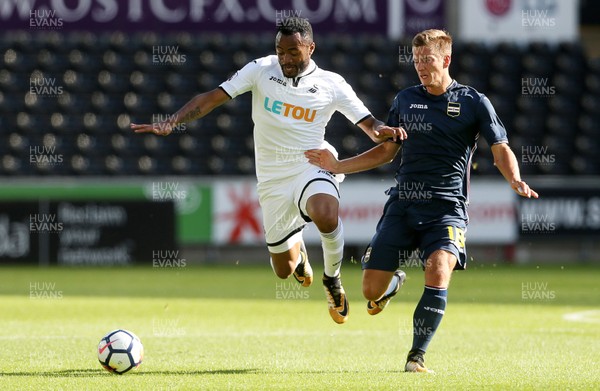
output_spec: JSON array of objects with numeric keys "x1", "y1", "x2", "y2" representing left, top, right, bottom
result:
[
  {"x1": 131, "y1": 17, "x2": 404, "y2": 324},
  {"x1": 305, "y1": 29, "x2": 538, "y2": 371}
]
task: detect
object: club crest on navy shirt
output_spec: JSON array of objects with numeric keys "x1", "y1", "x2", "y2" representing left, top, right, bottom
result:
[{"x1": 447, "y1": 102, "x2": 460, "y2": 117}]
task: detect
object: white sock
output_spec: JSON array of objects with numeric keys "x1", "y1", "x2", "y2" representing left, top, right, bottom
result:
[
  {"x1": 383, "y1": 274, "x2": 400, "y2": 296},
  {"x1": 294, "y1": 251, "x2": 302, "y2": 268},
  {"x1": 320, "y1": 218, "x2": 344, "y2": 277},
  {"x1": 299, "y1": 239, "x2": 307, "y2": 255}
]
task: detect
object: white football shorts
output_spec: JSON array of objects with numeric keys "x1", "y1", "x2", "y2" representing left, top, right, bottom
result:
[{"x1": 258, "y1": 165, "x2": 342, "y2": 253}]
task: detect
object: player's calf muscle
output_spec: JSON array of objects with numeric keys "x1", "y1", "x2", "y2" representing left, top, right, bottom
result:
[
  {"x1": 362, "y1": 270, "x2": 394, "y2": 300},
  {"x1": 362, "y1": 283, "x2": 387, "y2": 301},
  {"x1": 271, "y1": 251, "x2": 298, "y2": 278},
  {"x1": 271, "y1": 260, "x2": 294, "y2": 279}
]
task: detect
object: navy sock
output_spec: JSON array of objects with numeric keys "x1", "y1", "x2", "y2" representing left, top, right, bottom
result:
[{"x1": 411, "y1": 286, "x2": 448, "y2": 354}]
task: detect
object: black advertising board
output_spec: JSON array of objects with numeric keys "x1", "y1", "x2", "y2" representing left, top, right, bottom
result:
[
  {"x1": 518, "y1": 187, "x2": 600, "y2": 237},
  {"x1": 0, "y1": 202, "x2": 40, "y2": 264},
  {"x1": 0, "y1": 200, "x2": 175, "y2": 265}
]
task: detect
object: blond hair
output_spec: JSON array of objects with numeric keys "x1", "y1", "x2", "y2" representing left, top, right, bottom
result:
[{"x1": 412, "y1": 29, "x2": 452, "y2": 56}]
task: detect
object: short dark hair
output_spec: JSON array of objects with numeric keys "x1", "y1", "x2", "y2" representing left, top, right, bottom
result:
[{"x1": 277, "y1": 17, "x2": 313, "y2": 43}]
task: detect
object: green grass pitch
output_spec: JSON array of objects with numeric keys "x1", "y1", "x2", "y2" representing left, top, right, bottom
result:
[{"x1": 0, "y1": 262, "x2": 598, "y2": 390}]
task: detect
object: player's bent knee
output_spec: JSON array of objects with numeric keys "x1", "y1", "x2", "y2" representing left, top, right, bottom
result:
[
  {"x1": 315, "y1": 218, "x2": 338, "y2": 234},
  {"x1": 306, "y1": 196, "x2": 339, "y2": 233},
  {"x1": 310, "y1": 209, "x2": 338, "y2": 233},
  {"x1": 424, "y1": 268, "x2": 451, "y2": 288}
]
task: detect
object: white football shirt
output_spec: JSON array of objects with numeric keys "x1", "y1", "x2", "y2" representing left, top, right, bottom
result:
[{"x1": 219, "y1": 55, "x2": 371, "y2": 183}]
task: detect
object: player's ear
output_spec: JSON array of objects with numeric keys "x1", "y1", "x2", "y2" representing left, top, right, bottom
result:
[{"x1": 443, "y1": 54, "x2": 451, "y2": 68}]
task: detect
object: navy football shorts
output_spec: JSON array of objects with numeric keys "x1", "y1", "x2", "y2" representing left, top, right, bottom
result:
[{"x1": 361, "y1": 186, "x2": 468, "y2": 272}]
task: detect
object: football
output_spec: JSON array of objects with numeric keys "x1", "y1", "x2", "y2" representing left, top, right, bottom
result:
[{"x1": 97, "y1": 329, "x2": 144, "y2": 374}]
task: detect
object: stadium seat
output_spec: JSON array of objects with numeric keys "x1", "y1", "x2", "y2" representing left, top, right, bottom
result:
[
  {"x1": 581, "y1": 93, "x2": 600, "y2": 113},
  {"x1": 0, "y1": 31, "x2": 597, "y2": 176},
  {"x1": 553, "y1": 72, "x2": 584, "y2": 98},
  {"x1": 548, "y1": 95, "x2": 580, "y2": 117},
  {"x1": 523, "y1": 42, "x2": 555, "y2": 76},
  {"x1": 570, "y1": 155, "x2": 598, "y2": 175},
  {"x1": 578, "y1": 114, "x2": 600, "y2": 137},
  {"x1": 490, "y1": 43, "x2": 521, "y2": 73}
]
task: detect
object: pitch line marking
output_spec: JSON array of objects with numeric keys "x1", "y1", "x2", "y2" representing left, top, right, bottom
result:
[{"x1": 563, "y1": 310, "x2": 600, "y2": 324}]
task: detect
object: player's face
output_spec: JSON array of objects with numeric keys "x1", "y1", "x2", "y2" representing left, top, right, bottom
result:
[
  {"x1": 276, "y1": 32, "x2": 314, "y2": 78},
  {"x1": 412, "y1": 45, "x2": 448, "y2": 91}
]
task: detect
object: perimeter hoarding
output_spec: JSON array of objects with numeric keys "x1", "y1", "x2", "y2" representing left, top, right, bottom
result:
[
  {"x1": 212, "y1": 178, "x2": 518, "y2": 246},
  {"x1": 0, "y1": 0, "x2": 446, "y2": 38},
  {"x1": 0, "y1": 178, "x2": 532, "y2": 256},
  {"x1": 456, "y1": 0, "x2": 578, "y2": 43},
  {"x1": 518, "y1": 187, "x2": 600, "y2": 237},
  {"x1": 0, "y1": 180, "x2": 212, "y2": 245},
  {"x1": 1, "y1": 0, "x2": 387, "y2": 33},
  {"x1": 0, "y1": 200, "x2": 175, "y2": 265}
]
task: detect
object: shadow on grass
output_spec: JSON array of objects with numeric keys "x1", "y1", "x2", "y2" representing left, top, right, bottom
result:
[{"x1": 0, "y1": 368, "x2": 260, "y2": 377}]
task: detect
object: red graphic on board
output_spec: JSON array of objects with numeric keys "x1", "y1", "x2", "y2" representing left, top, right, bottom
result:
[
  {"x1": 219, "y1": 184, "x2": 262, "y2": 243},
  {"x1": 486, "y1": 0, "x2": 511, "y2": 16}
]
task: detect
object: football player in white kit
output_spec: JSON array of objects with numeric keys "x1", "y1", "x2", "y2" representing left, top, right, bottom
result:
[{"x1": 131, "y1": 17, "x2": 405, "y2": 324}]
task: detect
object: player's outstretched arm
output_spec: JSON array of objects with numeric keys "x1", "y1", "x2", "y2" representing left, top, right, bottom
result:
[
  {"x1": 491, "y1": 143, "x2": 539, "y2": 199},
  {"x1": 130, "y1": 88, "x2": 230, "y2": 136},
  {"x1": 305, "y1": 141, "x2": 400, "y2": 174},
  {"x1": 357, "y1": 116, "x2": 407, "y2": 143}
]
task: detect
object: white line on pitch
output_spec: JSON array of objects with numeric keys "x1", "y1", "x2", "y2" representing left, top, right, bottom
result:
[{"x1": 563, "y1": 310, "x2": 600, "y2": 324}]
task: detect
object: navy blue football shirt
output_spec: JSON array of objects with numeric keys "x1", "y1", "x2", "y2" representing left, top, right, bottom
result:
[{"x1": 387, "y1": 80, "x2": 508, "y2": 202}]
